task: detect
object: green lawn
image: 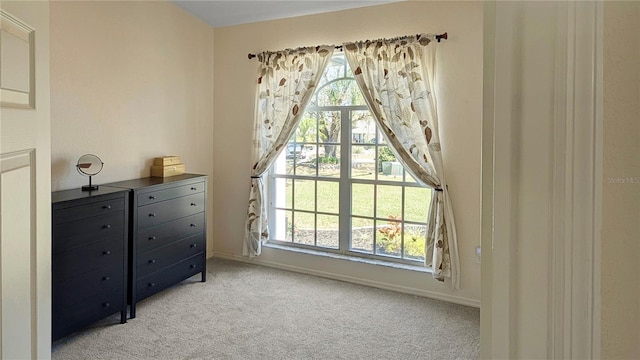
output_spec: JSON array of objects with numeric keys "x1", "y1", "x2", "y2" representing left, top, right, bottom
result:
[
  {"x1": 282, "y1": 174, "x2": 432, "y2": 229},
  {"x1": 278, "y1": 175, "x2": 430, "y2": 259}
]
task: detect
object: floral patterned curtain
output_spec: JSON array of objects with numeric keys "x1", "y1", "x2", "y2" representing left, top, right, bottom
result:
[
  {"x1": 343, "y1": 35, "x2": 460, "y2": 288},
  {"x1": 244, "y1": 46, "x2": 334, "y2": 257}
]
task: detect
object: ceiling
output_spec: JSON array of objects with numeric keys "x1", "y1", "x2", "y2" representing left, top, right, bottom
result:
[{"x1": 171, "y1": 0, "x2": 402, "y2": 28}]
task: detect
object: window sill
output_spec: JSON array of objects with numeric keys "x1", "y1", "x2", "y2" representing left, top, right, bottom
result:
[{"x1": 263, "y1": 242, "x2": 432, "y2": 274}]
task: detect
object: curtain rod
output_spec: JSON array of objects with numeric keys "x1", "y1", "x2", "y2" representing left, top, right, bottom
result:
[{"x1": 247, "y1": 32, "x2": 448, "y2": 60}]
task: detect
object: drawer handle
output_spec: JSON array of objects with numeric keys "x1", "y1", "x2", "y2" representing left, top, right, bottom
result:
[
  {"x1": 190, "y1": 203, "x2": 197, "y2": 206},
  {"x1": 102, "y1": 276, "x2": 110, "y2": 281},
  {"x1": 103, "y1": 224, "x2": 111, "y2": 230},
  {"x1": 149, "y1": 195, "x2": 156, "y2": 200},
  {"x1": 190, "y1": 224, "x2": 196, "y2": 227},
  {"x1": 103, "y1": 205, "x2": 112, "y2": 210},
  {"x1": 149, "y1": 259, "x2": 156, "y2": 264},
  {"x1": 190, "y1": 264, "x2": 197, "y2": 269},
  {"x1": 103, "y1": 302, "x2": 111, "y2": 308},
  {"x1": 191, "y1": 187, "x2": 197, "y2": 191},
  {"x1": 190, "y1": 243, "x2": 197, "y2": 248},
  {"x1": 103, "y1": 250, "x2": 111, "y2": 255},
  {"x1": 148, "y1": 236, "x2": 156, "y2": 241},
  {"x1": 149, "y1": 213, "x2": 156, "y2": 217},
  {"x1": 148, "y1": 282, "x2": 156, "y2": 287}
]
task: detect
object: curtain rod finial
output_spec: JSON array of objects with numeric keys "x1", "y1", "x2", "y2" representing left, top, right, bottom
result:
[
  {"x1": 248, "y1": 53, "x2": 256, "y2": 59},
  {"x1": 436, "y1": 32, "x2": 448, "y2": 42}
]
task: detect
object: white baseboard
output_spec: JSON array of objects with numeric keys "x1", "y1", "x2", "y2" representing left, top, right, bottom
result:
[{"x1": 210, "y1": 250, "x2": 480, "y2": 308}]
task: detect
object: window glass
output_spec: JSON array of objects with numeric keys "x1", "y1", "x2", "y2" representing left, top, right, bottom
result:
[{"x1": 270, "y1": 53, "x2": 431, "y2": 264}]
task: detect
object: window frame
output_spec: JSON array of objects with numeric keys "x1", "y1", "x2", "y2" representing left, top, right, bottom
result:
[{"x1": 267, "y1": 54, "x2": 433, "y2": 266}]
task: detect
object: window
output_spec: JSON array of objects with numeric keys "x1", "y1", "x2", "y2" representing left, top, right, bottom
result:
[{"x1": 269, "y1": 53, "x2": 432, "y2": 264}]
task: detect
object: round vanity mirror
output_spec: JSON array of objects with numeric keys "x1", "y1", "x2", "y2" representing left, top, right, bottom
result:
[{"x1": 76, "y1": 154, "x2": 103, "y2": 191}]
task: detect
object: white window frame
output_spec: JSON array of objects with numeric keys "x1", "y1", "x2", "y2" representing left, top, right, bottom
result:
[{"x1": 267, "y1": 54, "x2": 433, "y2": 266}]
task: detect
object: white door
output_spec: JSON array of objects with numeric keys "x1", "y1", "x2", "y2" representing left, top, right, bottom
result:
[{"x1": 0, "y1": 1, "x2": 51, "y2": 359}]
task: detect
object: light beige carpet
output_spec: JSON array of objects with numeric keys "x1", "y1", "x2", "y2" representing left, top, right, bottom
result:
[{"x1": 52, "y1": 258, "x2": 479, "y2": 359}]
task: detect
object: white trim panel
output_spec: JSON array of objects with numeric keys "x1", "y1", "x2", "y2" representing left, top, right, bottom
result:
[
  {"x1": 0, "y1": 149, "x2": 37, "y2": 359},
  {"x1": 0, "y1": 9, "x2": 36, "y2": 109},
  {"x1": 549, "y1": 3, "x2": 602, "y2": 359}
]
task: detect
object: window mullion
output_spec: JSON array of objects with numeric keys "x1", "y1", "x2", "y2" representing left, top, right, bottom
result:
[
  {"x1": 314, "y1": 180, "x2": 318, "y2": 246},
  {"x1": 338, "y1": 108, "x2": 351, "y2": 254},
  {"x1": 401, "y1": 186, "x2": 406, "y2": 260},
  {"x1": 373, "y1": 145, "x2": 379, "y2": 254},
  {"x1": 291, "y1": 180, "x2": 295, "y2": 243},
  {"x1": 267, "y1": 169, "x2": 275, "y2": 240}
]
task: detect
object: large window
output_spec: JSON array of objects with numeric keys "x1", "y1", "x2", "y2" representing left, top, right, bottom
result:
[{"x1": 269, "y1": 53, "x2": 432, "y2": 264}]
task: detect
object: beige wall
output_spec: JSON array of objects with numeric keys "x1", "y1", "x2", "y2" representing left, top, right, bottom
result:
[
  {"x1": 50, "y1": 0, "x2": 214, "y2": 187},
  {"x1": 602, "y1": 2, "x2": 640, "y2": 359},
  {"x1": 50, "y1": 1, "x2": 215, "y2": 249},
  {"x1": 213, "y1": 1, "x2": 482, "y2": 304}
]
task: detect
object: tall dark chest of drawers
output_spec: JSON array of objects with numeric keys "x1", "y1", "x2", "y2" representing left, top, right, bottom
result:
[
  {"x1": 51, "y1": 187, "x2": 129, "y2": 341},
  {"x1": 106, "y1": 174, "x2": 207, "y2": 318}
]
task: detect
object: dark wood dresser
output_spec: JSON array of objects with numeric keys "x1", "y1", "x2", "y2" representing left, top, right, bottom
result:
[
  {"x1": 105, "y1": 174, "x2": 207, "y2": 318},
  {"x1": 51, "y1": 187, "x2": 129, "y2": 341}
]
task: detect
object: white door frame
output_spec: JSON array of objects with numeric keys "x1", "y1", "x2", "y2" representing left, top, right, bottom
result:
[{"x1": 481, "y1": 1, "x2": 602, "y2": 358}]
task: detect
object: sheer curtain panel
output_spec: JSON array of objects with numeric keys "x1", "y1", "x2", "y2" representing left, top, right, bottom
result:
[
  {"x1": 343, "y1": 35, "x2": 460, "y2": 288},
  {"x1": 244, "y1": 46, "x2": 334, "y2": 257}
]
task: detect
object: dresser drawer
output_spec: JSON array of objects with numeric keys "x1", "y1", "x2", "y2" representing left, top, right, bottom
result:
[
  {"x1": 137, "y1": 193, "x2": 204, "y2": 228},
  {"x1": 53, "y1": 211, "x2": 125, "y2": 254},
  {"x1": 53, "y1": 237, "x2": 125, "y2": 282},
  {"x1": 137, "y1": 181, "x2": 205, "y2": 207},
  {"x1": 53, "y1": 197, "x2": 125, "y2": 224},
  {"x1": 136, "y1": 253, "x2": 205, "y2": 301},
  {"x1": 53, "y1": 291, "x2": 124, "y2": 340},
  {"x1": 137, "y1": 213, "x2": 204, "y2": 254},
  {"x1": 137, "y1": 234, "x2": 204, "y2": 278},
  {"x1": 53, "y1": 263, "x2": 124, "y2": 313}
]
